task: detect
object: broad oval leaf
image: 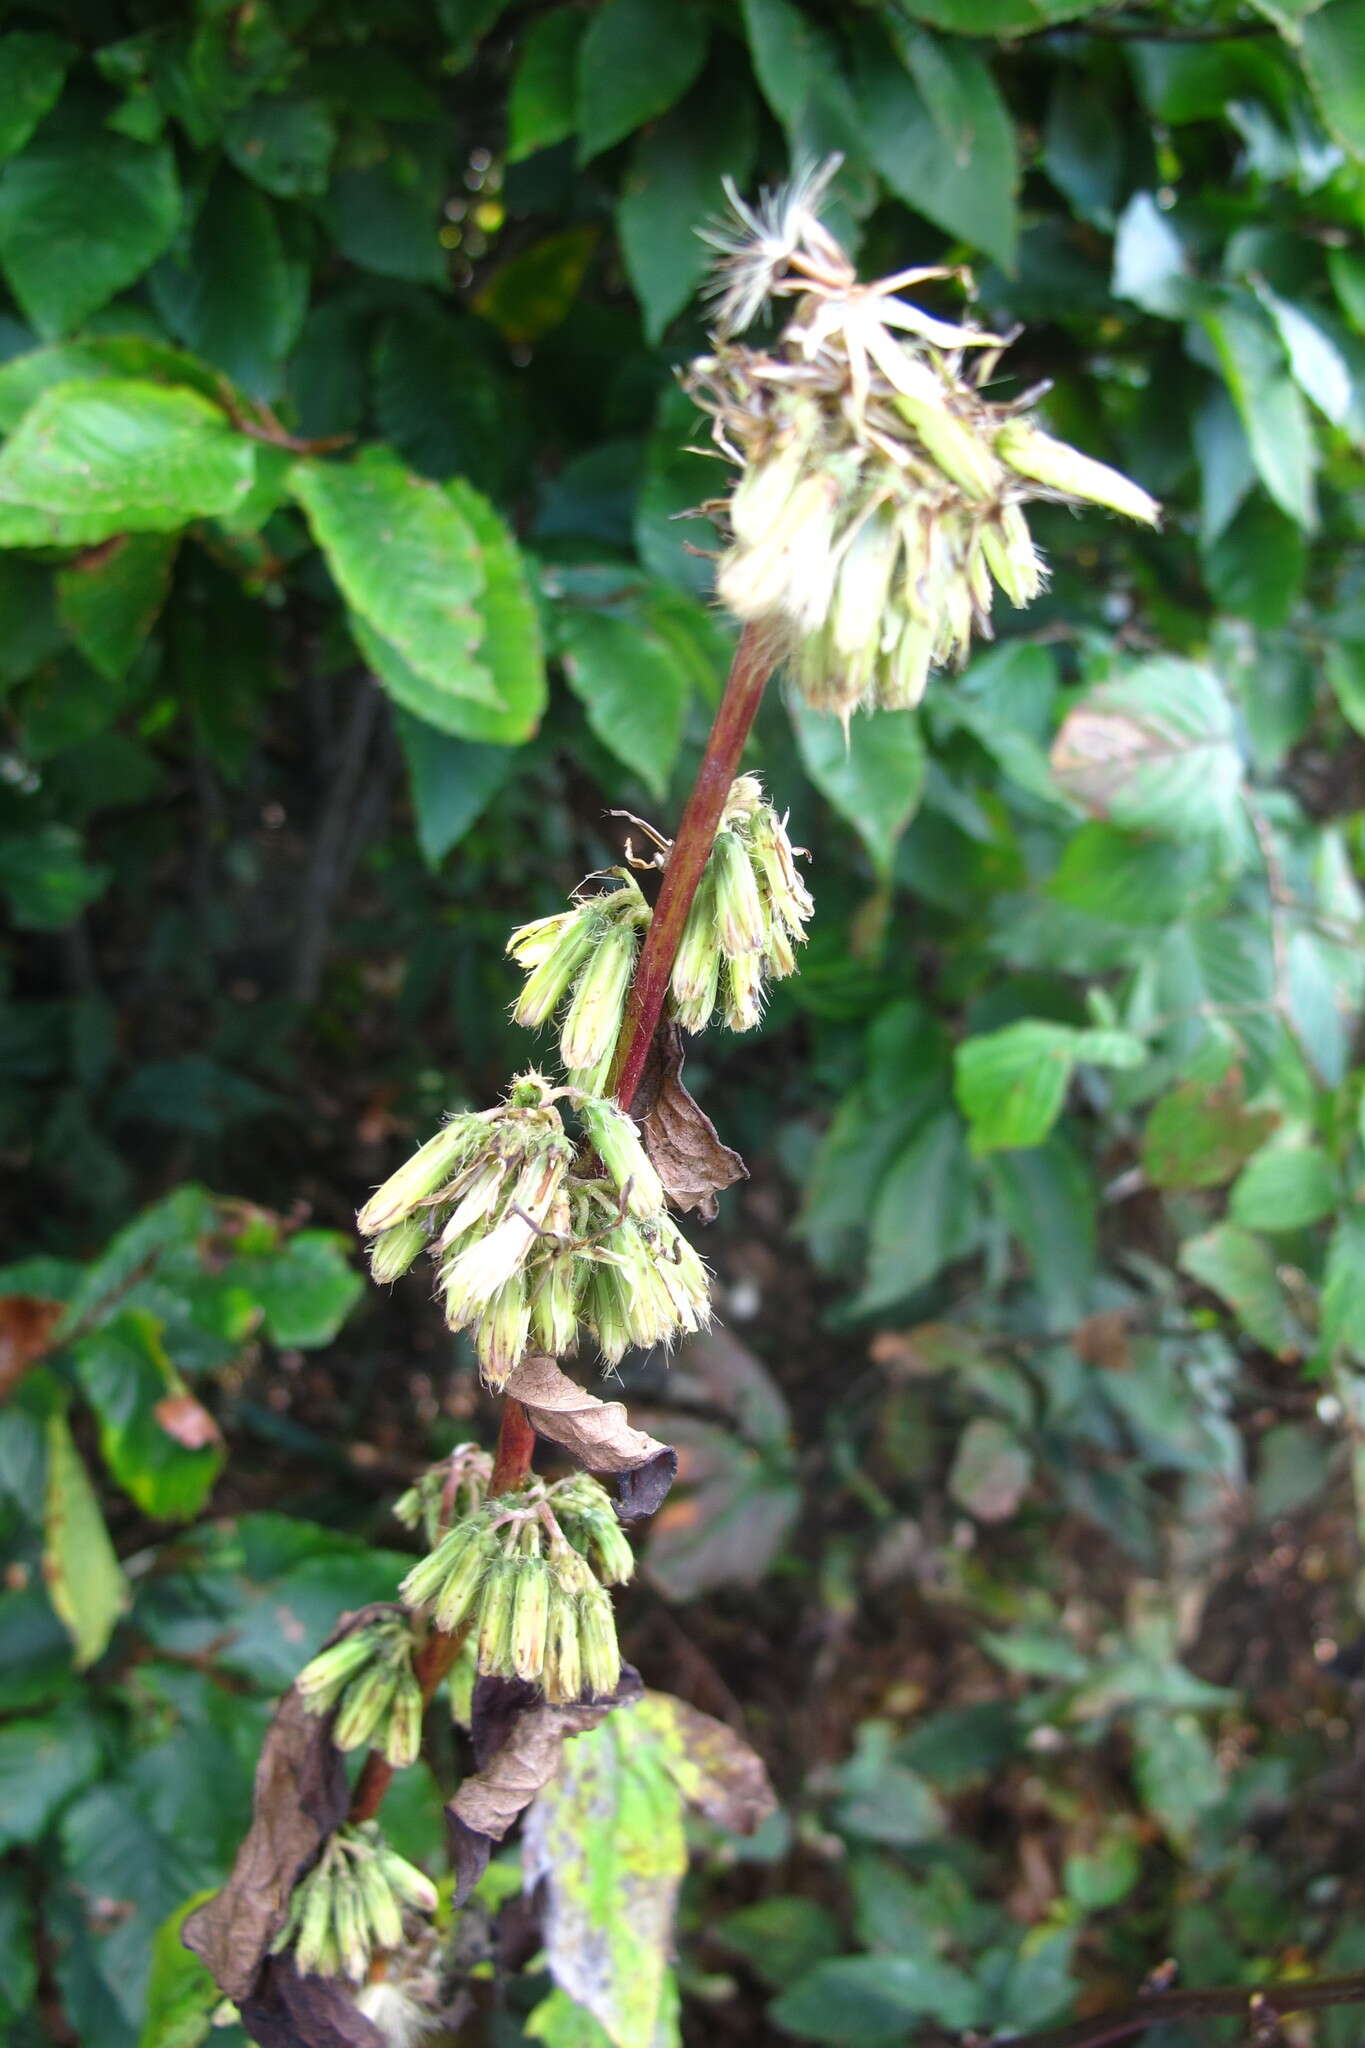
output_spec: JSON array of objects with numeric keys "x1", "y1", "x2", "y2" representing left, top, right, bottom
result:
[{"x1": 1050, "y1": 657, "x2": 1243, "y2": 838}]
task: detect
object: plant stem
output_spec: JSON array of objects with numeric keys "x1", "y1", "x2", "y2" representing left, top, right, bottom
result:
[
  {"x1": 482, "y1": 622, "x2": 775, "y2": 1498},
  {"x1": 348, "y1": 620, "x2": 776, "y2": 1826},
  {"x1": 613, "y1": 622, "x2": 774, "y2": 1113}
]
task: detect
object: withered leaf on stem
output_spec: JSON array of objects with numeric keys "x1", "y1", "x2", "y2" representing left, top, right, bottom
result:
[
  {"x1": 183, "y1": 1605, "x2": 402, "y2": 1999},
  {"x1": 446, "y1": 1667, "x2": 644, "y2": 1904},
  {"x1": 634, "y1": 1022, "x2": 746, "y2": 1221},
  {"x1": 237, "y1": 1955, "x2": 385, "y2": 2048},
  {"x1": 503, "y1": 1355, "x2": 676, "y2": 1520},
  {"x1": 0, "y1": 1295, "x2": 63, "y2": 1401}
]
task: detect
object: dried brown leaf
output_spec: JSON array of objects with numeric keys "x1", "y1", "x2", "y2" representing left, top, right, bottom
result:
[
  {"x1": 237, "y1": 1956, "x2": 385, "y2": 2048},
  {"x1": 504, "y1": 1354, "x2": 675, "y2": 1520},
  {"x1": 446, "y1": 1668, "x2": 644, "y2": 1903},
  {"x1": 182, "y1": 1607, "x2": 400, "y2": 1999},
  {"x1": 154, "y1": 1390, "x2": 223, "y2": 1450},
  {"x1": 0, "y1": 1295, "x2": 63, "y2": 1401},
  {"x1": 634, "y1": 1022, "x2": 746, "y2": 1220}
]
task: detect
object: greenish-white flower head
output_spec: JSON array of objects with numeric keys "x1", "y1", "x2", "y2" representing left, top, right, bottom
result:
[{"x1": 691, "y1": 160, "x2": 1159, "y2": 721}]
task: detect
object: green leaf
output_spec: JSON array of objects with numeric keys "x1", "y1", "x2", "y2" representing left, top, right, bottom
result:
[
  {"x1": 1327, "y1": 641, "x2": 1365, "y2": 737},
  {"x1": 1202, "y1": 300, "x2": 1317, "y2": 528},
  {"x1": 1300, "y1": 0, "x2": 1365, "y2": 156},
  {"x1": 394, "y1": 711, "x2": 517, "y2": 866},
  {"x1": 475, "y1": 226, "x2": 598, "y2": 344},
  {"x1": 291, "y1": 447, "x2": 493, "y2": 704},
  {"x1": 74, "y1": 1313, "x2": 223, "y2": 1524},
  {"x1": 0, "y1": 1864, "x2": 37, "y2": 2030},
  {"x1": 618, "y1": 74, "x2": 756, "y2": 342},
  {"x1": 0, "y1": 1700, "x2": 100, "y2": 1852},
  {"x1": 1140, "y1": 1076, "x2": 1279, "y2": 1190},
  {"x1": 575, "y1": 0, "x2": 709, "y2": 165},
  {"x1": 0, "y1": 119, "x2": 180, "y2": 339},
  {"x1": 508, "y1": 8, "x2": 587, "y2": 162},
  {"x1": 791, "y1": 702, "x2": 926, "y2": 880},
  {"x1": 223, "y1": 93, "x2": 336, "y2": 199},
  {"x1": 1049, "y1": 657, "x2": 1243, "y2": 838},
  {"x1": 0, "y1": 380, "x2": 255, "y2": 544},
  {"x1": 858, "y1": 1110, "x2": 978, "y2": 1311},
  {"x1": 857, "y1": 23, "x2": 1018, "y2": 271},
  {"x1": 1179, "y1": 1223, "x2": 1301, "y2": 1357},
  {"x1": 1131, "y1": 1707, "x2": 1221, "y2": 1850},
  {"x1": 1230, "y1": 1145, "x2": 1337, "y2": 1230},
  {"x1": 0, "y1": 823, "x2": 109, "y2": 929},
  {"x1": 445, "y1": 478, "x2": 548, "y2": 743},
  {"x1": 138, "y1": 1892, "x2": 222, "y2": 2048},
  {"x1": 1204, "y1": 494, "x2": 1305, "y2": 631},
  {"x1": 0, "y1": 32, "x2": 71, "y2": 164},
  {"x1": 1329, "y1": 246, "x2": 1365, "y2": 332},
  {"x1": 890, "y1": 0, "x2": 1098, "y2": 27},
  {"x1": 237, "y1": 1229, "x2": 362, "y2": 1350},
  {"x1": 149, "y1": 169, "x2": 304, "y2": 400},
  {"x1": 1043, "y1": 68, "x2": 1122, "y2": 227},
  {"x1": 715, "y1": 1899, "x2": 842, "y2": 1990},
  {"x1": 771, "y1": 1954, "x2": 979, "y2": 2043},
  {"x1": 0, "y1": 334, "x2": 224, "y2": 432},
  {"x1": 636, "y1": 381, "x2": 723, "y2": 598},
  {"x1": 741, "y1": 0, "x2": 863, "y2": 156},
  {"x1": 326, "y1": 158, "x2": 442, "y2": 284},
  {"x1": 1322, "y1": 1210, "x2": 1365, "y2": 1360},
  {"x1": 57, "y1": 534, "x2": 178, "y2": 683},
  {"x1": 559, "y1": 605, "x2": 691, "y2": 799},
  {"x1": 954, "y1": 1019, "x2": 1143, "y2": 1154},
  {"x1": 991, "y1": 1135, "x2": 1097, "y2": 1326},
  {"x1": 1253, "y1": 283, "x2": 1353, "y2": 425},
  {"x1": 43, "y1": 1408, "x2": 129, "y2": 1668},
  {"x1": 1112, "y1": 192, "x2": 1196, "y2": 317},
  {"x1": 373, "y1": 305, "x2": 508, "y2": 492}
]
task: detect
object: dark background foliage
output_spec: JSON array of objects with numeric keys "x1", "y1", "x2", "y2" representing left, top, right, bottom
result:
[{"x1": 4, "y1": 0, "x2": 1365, "y2": 2043}]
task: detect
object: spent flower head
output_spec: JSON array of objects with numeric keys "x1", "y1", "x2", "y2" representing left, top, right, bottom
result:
[
  {"x1": 270, "y1": 1821, "x2": 436, "y2": 1983},
  {"x1": 689, "y1": 159, "x2": 1159, "y2": 722},
  {"x1": 670, "y1": 776, "x2": 812, "y2": 1035}
]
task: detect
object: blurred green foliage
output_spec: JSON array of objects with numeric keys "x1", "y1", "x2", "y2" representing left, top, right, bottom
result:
[{"x1": 5, "y1": 0, "x2": 1365, "y2": 2043}]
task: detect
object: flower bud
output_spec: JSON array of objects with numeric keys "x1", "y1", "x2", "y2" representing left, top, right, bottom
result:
[
  {"x1": 354, "y1": 1854, "x2": 404, "y2": 1955},
  {"x1": 441, "y1": 1211, "x2": 536, "y2": 1323},
  {"x1": 511, "y1": 907, "x2": 603, "y2": 1029},
  {"x1": 436, "y1": 1155, "x2": 510, "y2": 1251},
  {"x1": 578, "y1": 1580, "x2": 622, "y2": 1697},
  {"x1": 400, "y1": 1516, "x2": 496, "y2": 1630},
  {"x1": 893, "y1": 392, "x2": 1002, "y2": 501},
  {"x1": 356, "y1": 1116, "x2": 483, "y2": 1235},
  {"x1": 529, "y1": 1247, "x2": 580, "y2": 1356},
  {"x1": 543, "y1": 1579, "x2": 582, "y2": 1703},
  {"x1": 296, "y1": 1629, "x2": 380, "y2": 1710},
  {"x1": 670, "y1": 867, "x2": 721, "y2": 1033},
  {"x1": 722, "y1": 949, "x2": 765, "y2": 1033},
  {"x1": 373, "y1": 1837, "x2": 438, "y2": 1916},
  {"x1": 994, "y1": 419, "x2": 1159, "y2": 525},
  {"x1": 384, "y1": 1670, "x2": 424, "y2": 1768},
  {"x1": 584, "y1": 1259, "x2": 633, "y2": 1366},
  {"x1": 475, "y1": 1556, "x2": 519, "y2": 1676},
  {"x1": 511, "y1": 1556, "x2": 551, "y2": 1682},
  {"x1": 333, "y1": 1665, "x2": 398, "y2": 1754},
  {"x1": 507, "y1": 909, "x2": 580, "y2": 968},
  {"x1": 711, "y1": 829, "x2": 768, "y2": 958},
  {"x1": 576, "y1": 1096, "x2": 665, "y2": 1219},
  {"x1": 294, "y1": 1861, "x2": 337, "y2": 1977},
  {"x1": 473, "y1": 1271, "x2": 532, "y2": 1388},
  {"x1": 560, "y1": 920, "x2": 638, "y2": 1077},
  {"x1": 333, "y1": 1866, "x2": 369, "y2": 1983},
  {"x1": 369, "y1": 1215, "x2": 429, "y2": 1286}
]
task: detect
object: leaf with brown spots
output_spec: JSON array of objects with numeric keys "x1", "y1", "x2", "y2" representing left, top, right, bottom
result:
[
  {"x1": 634, "y1": 1022, "x2": 746, "y2": 1220},
  {"x1": 446, "y1": 1668, "x2": 644, "y2": 1903},
  {"x1": 153, "y1": 1390, "x2": 222, "y2": 1450},
  {"x1": 0, "y1": 1295, "x2": 63, "y2": 1401},
  {"x1": 503, "y1": 1354, "x2": 675, "y2": 1519}
]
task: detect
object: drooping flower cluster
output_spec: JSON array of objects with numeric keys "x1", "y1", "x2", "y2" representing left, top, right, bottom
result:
[
  {"x1": 506, "y1": 869, "x2": 650, "y2": 1093},
  {"x1": 671, "y1": 774, "x2": 812, "y2": 1032},
  {"x1": 270, "y1": 1821, "x2": 437, "y2": 1983},
  {"x1": 399, "y1": 1471, "x2": 630, "y2": 1702},
  {"x1": 690, "y1": 160, "x2": 1159, "y2": 721},
  {"x1": 357, "y1": 1072, "x2": 710, "y2": 1380},
  {"x1": 296, "y1": 1614, "x2": 424, "y2": 1767}
]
